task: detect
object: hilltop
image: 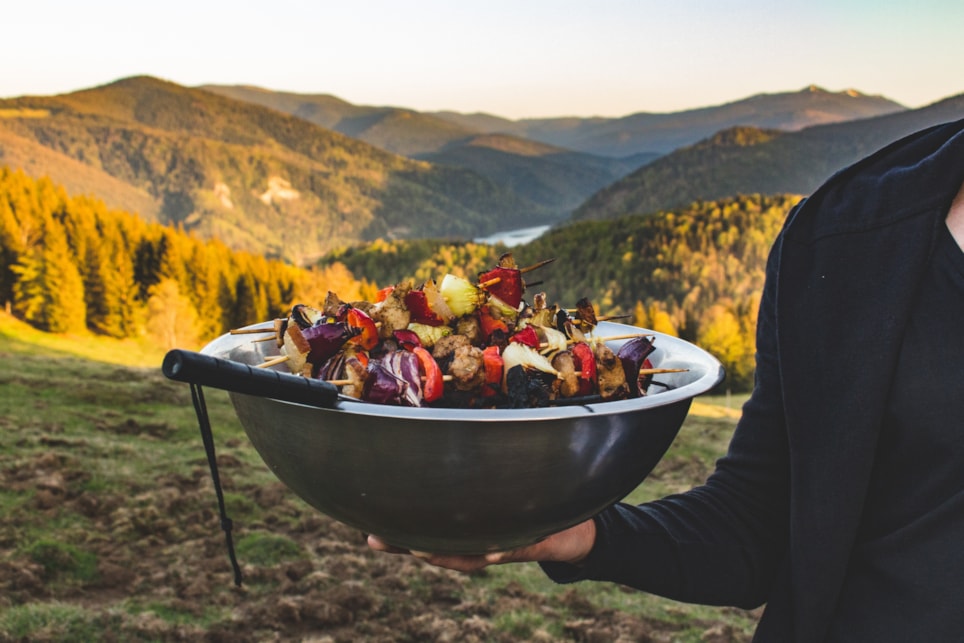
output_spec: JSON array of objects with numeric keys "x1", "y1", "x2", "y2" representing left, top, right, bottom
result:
[{"x1": 0, "y1": 76, "x2": 551, "y2": 264}]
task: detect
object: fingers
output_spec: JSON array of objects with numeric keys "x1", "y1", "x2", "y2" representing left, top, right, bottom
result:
[
  {"x1": 366, "y1": 518, "x2": 596, "y2": 571},
  {"x1": 366, "y1": 534, "x2": 409, "y2": 554},
  {"x1": 416, "y1": 553, "x2": 493, "y2": 573},
  {"x1": 486, "y1": 519, "x2": 596, "y2": 565},
  {"x1": 367, "y1": 535, "x2": 497, "y2": 572}
]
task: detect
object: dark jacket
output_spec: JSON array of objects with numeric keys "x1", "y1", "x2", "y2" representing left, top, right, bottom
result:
[{"x1": 544, "y1": 118, "x2": 964, "y2": 641}]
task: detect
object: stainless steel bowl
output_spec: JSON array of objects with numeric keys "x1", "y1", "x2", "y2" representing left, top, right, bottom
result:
[{"x1": 200, "y1": 321, "x2": 724, "y2": 554}]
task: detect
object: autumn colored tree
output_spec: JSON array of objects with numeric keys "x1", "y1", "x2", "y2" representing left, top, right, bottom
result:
[
  {"x1": 145, "y1": 278, "x2": 201, "y2": 350},
  {"x1": 11, "y1": 217, "x2": 87, "y2": 333},
  {"x1": 697, "y1": 303, "x2": 753, "y2": 390}
]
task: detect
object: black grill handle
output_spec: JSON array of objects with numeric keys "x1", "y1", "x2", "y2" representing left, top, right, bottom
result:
[{"x1": 162, "y1": 349, "x2": 340, "y2": 409}]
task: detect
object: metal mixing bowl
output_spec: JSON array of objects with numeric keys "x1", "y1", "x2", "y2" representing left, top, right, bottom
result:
[{"x1": 200, "y1": 321, "x2": 724, "y2": 554}]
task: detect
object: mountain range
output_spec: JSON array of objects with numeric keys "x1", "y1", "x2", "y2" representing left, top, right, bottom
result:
[
  {"x1": 202, "y1": 83, "x2": 906, "y2": 158},
  {"x1": 201, "y1": 83, "x2": 913, "y2": 219},
  {"x1": 572, "y1": 93, "x2": 964, "y2": 221},
  {"x1": 1, "y1": 76, "x2": 960, "y2": 265}
]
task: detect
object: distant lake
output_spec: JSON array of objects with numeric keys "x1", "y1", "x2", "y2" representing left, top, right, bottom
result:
[{"x1": 474, "y1": 224, "x2": 551, "y2": 247}]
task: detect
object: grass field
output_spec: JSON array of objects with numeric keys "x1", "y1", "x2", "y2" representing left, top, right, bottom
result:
[{"x1": 0, "y1": 312, "x2": 759, "y2": 641}]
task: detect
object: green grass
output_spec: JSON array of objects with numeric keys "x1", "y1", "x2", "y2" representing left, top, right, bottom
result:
[
  {"x1": 0, "y1": 602, "x2": 104, "y2": 642},
  {"x1": 0, "y1": 312, "x2": 760, "y2": 641},
  {"x1": 25, "y1": 540, "x2": 99, "y2": 584},
  {"x1": 235, "y1": 533, "x2": 304, "y2": 566}
]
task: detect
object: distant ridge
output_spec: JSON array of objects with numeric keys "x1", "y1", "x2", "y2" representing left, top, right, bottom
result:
[
  {"x1": 431, "y1": 85, "x2": 907, "y2": 156},
  {"x1": 572, "y1": 93, "x2": 964, "y2": 221},
  {"x1": 204, "y1": 84, "x2": 906, "y2": 159},
  {"x1": 202, "y1": 82, "x2": 909, "y2": 219}
]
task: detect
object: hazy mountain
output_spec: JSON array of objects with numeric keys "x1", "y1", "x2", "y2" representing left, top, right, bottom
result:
[
  {"x1": 203, "y1": 84, "x2": 902, "y2": 218},
  {"x1": 0, "y1": 76, "x2": 553, "y2": 264},
  {"x1": 201, "y1": 84, "x2": 476, "y2": 157},
  {"x1": 415, "y1": 134, "x2": 649, "y2": 213},
  {"x1": 572, "y1": 94, "x2": 964, "y2": 221},
  {"x1": 433, "y1": 86, "x2": 907, "y2": 157},
  {"x1": 201, "y1": 84, "x2": 642, "y2": 215}
]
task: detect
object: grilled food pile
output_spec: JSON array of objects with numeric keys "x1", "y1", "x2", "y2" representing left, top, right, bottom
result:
[{"x1": 255, "y1": 254, "x2": 676, "y2": 408}]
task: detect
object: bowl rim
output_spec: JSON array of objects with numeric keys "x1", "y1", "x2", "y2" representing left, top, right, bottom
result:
[{"x1": 201, "y1": 320, "x2": 724, "y2": 421}]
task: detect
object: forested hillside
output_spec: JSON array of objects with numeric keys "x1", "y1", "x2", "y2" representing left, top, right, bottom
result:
[
  {"x1": 201, "y1": 84, "x2": 641, "y2": 216},
  {"x1": 0, "y1": 167, "x2": 375, "y2": 349},
  {"x1": 0, "y1": 77, "x2": 551, "y2": 264}
]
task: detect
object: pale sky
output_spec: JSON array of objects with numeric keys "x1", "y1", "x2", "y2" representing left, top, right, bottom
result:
[{"x1": 3, "y1": 0, "x2": 963, "y2": 118}]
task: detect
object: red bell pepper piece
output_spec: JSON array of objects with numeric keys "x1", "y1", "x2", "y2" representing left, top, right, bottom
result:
[
  {"x1": 481, "y1": 345, "x2": 503, "y2": 397},
  {"x1": 570, "y1": 342, "x2": 597, "y2": 396},
  {"x1": 478, "y1": 306, "x2": 509, "y2": 340},
  {"x1": 374, "y1": 285, "x2": 394, "y2": 303},
  {"x1": 404, "y1": 289, "x2": 446, "y2": 326},
  {"x1": 355, "y1": 351, "x2": 369, "y2": 368},
  {"x1": 411, "y1": 346, "x2": 444, "y2": 403},
  {"x1": 345, "y1": 307, "x2": 379, "y2": 350},
  {"x1": 509, "y1": 325, "x2": 540, "y2": 349},
  {"x1": 479, "y1": 266, "x2": 523, "y2": 308}
]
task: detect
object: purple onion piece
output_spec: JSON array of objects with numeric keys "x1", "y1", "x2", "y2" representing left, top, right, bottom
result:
[
  {"x1": 302, "y1": 322, "x2": 357, "y2": 365},
  {"x1": 362, "y1": 363, "x2": 406, "y2": 405},
  {"x1": 392, "y1": 328, "x2": 422, "y2": 349},
  {"x1": 316, "y1": 351, "x2": 346, "y2": 381},
  {"x1": 388, "y1": 350, "x2": 422, "y2": 406},
  {"x1": 362, "y1": 352, "x2": 422, "y2": 406},
  {"x1": 616, "y1": 336, "x2": 656, "y2": 397}
]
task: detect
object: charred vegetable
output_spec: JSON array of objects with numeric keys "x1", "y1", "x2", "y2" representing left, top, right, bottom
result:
[
  {"x1": 617, "y1": 336, "x2": 658, "y2": 397},
  {"x1": 248, "y1": 252, "x2": 685, "y2": 409}
]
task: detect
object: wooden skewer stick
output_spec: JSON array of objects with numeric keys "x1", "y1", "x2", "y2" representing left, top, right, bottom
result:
[
  {"x1": 252, "y1": 335, "x2": 279, "y2": 343},
  {"x1": 570, "y1": 314, "x2": 632, "y2": 324},
  {"x1": 326, "y1": 374, "x2": 455, "y2": 386},
  {"x1": 520, "y1": 258, "x2": 556, "y2": 273},
  {"x1": 257, "y1": 355, "x2": 290, "y2": 368},
  {"x1": 565, "y1": 309, "x2": 630, "y2": 318},
  {"x1": 581, "y1": 332, "x2": 654, "y2": 343},
  {"x1": 479, "y1": 258, "x2": 557, "y2": 289},
  {"x1": 537, "y1": 333, "x2": 654, "y2": 349},
  {"x1": 638, "y1": 368, "x2": 689, "y2": 375},
  {"x1": 231, "y1": 327, "x2": 278, "y2": 335}
]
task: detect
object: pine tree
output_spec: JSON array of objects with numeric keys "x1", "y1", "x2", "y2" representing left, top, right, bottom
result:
[
  {"x1": 0, "y1": 195, "x2": 22, "y2": 309},
  {"x1": 12, "y1": 219, "x2": 86, "y2": 333}
]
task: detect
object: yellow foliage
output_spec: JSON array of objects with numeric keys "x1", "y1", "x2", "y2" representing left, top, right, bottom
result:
[{"x1": 145, "y1": 279, "x2": 201, "y2": 351}]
